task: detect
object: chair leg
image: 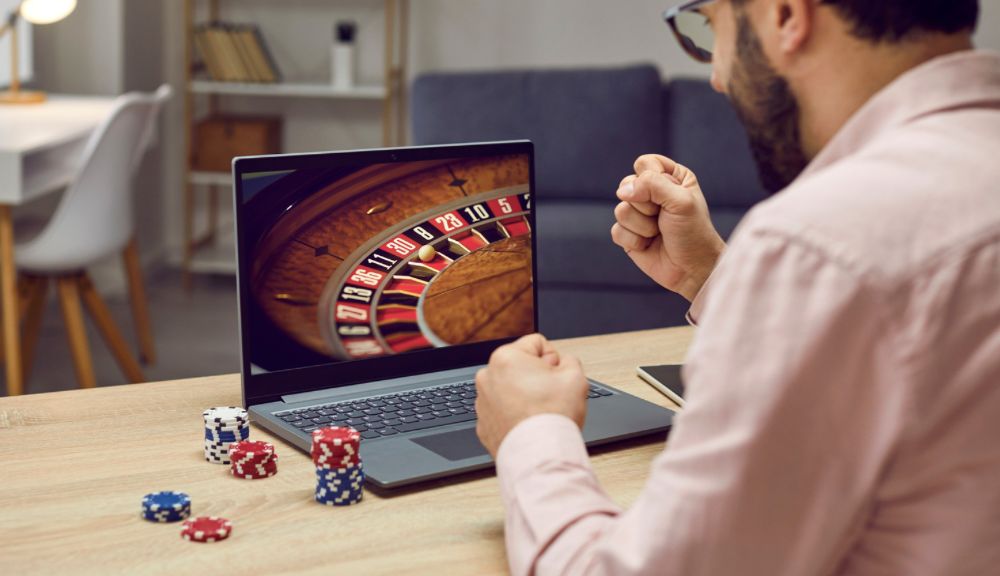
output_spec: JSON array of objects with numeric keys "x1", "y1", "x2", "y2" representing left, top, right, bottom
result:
[
  {"x1": 0, "y1": 206, "x2": 22, "y2": 395},
  {"x1": 56, "y1": 275, "x2": 96, "y2": 389},
  {"x1": 0, "y1": 273, "x2": 33, "y2": 366},
  {"x1": 18, "y1": 274, "x2": 34, "y2": 318},
  {"x1": 122, "y1": 238, "x2": 156, "y2": 364},
  {"x1": 77, "y1": 274, "x2": 145, "y2": 384},
  {"x1": 20, "y1": 276, "x2": 48, "y2": 384}
]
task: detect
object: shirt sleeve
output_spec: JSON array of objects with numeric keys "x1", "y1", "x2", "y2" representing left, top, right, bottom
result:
[
  {"x1": 684, "y1": 275, "x2": 711, "y2": 326},
  {"x1": 495, "y1": 226, "x2": 908, "y2": 576}
]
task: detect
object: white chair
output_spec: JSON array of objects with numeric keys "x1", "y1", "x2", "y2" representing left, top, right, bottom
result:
[{"x1": 14, "y1": 84, "x2": 172, "y2": 389}]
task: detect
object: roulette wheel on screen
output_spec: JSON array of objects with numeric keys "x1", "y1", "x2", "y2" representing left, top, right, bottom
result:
[{"x1": 249, "y1": 154, "x2": 533, "y2": 364}]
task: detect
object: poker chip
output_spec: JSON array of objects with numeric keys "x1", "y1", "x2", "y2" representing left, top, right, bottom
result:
[
  {"x1": 202, "y1": 406, "x2": 249, "y2": 424},
  {"x1": 141, "y1": 491, "x2": 191, "y2": 523},
  {"x1": 181, "y1": 516, "x2": 232, "y2": 543},
  {"x1": 203, "y1": 406, "x2": 251, "y2": 465},
  {"x1": 312, "y1": 427, "x2": 364, "y2": 506},
  {"x1": 228, "y1": 440, "x2": 279, "y2": 480},
  {"x1": 311, "y1": 427, "x2": 361, "y2": 469}
]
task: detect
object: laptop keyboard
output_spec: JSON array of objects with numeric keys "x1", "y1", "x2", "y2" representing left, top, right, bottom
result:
[{"x1": 274, "y1": 381, "x2": 614, "y2": 440}]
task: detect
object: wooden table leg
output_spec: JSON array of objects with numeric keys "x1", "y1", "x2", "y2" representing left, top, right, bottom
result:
[{"x1": 0, "y1": 206, "x2": 23, "y2": 396}]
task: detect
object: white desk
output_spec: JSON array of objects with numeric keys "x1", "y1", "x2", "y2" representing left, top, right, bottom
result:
[{"x1": 0, "y1": 95, "x2": 117, "y2": 395}]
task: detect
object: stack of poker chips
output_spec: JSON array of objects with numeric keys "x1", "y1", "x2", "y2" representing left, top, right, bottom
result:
[
  {"x1": 229, "y1": 440, "x2": 278, "y2": 479},
  {"x1": 311, "y1": 427, "x2": 364, "y2": 506},
  {"x1": 141, "y1": 491, "x2": 191, "y2": 523},
  {"x1": 181, "y1": 516, "x2": 232, "y2": 543},
  {"x1": 204, "y1": 406, "x2": 250, "y2": 464}
]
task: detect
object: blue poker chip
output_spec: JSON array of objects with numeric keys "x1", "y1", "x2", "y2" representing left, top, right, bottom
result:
[
  {"x1": 316, "y1": 469, "x2": 363, "y2": 481},
  {"x1": 315, "y1": 474, "x2": 364, "y2": 488},
  {"x1": 317, "y1": 480, "x2": 364, "y2": 493},
  {"x1": 317, "y1": 476, "x2": 364, "y2": 489},
  {"x1": 142, "y1": 491, "x2": 191, "y2": 512},
  {"x1": 204, "y1": 428, "x2": 249, "y2": 442},
  {"x1": 315, "y1": 463, "x2": 363, "y2": 476},
  {"x1": 315, "y1": 465, "x2": 365, "y2": 506},
  {"x1": 142, "y1": 508, "x2": 190, "y2": 523},
  {"x1": 141, "y1": 491, "x2": 192, "y2": 523},
  {"x1": 316, "y1": 471, "x2": 364, "y2": 484},
  {"x1": 315, "y1": 489, "x2": 363, "y2": 502},
  {"x1": 315, "y1": 488, "x2": 364, "y2": 506}
]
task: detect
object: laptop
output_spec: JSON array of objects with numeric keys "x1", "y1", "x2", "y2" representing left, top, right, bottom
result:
[{"x1": 232, "y1": 141, "x2": 673, "y2": 489}]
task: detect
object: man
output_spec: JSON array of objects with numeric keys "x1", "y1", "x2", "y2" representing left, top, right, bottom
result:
[{"x1": 474, "y1": 1, "x2": 1000, "y2": 574}]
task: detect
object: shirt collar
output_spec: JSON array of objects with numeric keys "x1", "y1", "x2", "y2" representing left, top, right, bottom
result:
[{"x1": 800, "y1": 49, "x2": 1000, "y2": 179}]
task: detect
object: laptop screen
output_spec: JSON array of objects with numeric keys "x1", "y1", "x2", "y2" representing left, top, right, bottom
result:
[{"x1": 234, "y1": 143, "x2": 535, "y2": 402}]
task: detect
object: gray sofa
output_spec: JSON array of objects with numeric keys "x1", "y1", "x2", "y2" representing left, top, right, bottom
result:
[{"x1": 411, "y1": 65, "x2": 767, "y2": 338}]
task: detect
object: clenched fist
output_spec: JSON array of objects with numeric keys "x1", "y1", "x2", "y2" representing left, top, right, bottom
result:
[
  {"x1": 611, "y1": 154, "x2": 726, "y2": 302},
  {"x1": 474, "y1": 334, "x2": 588, "y2": 457}
]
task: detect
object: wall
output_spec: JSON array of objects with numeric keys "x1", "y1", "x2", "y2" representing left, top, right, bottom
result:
[
  {"x1": 409, "y1": 0, "x2": 1000, "y2": 73},
  {"x1": 0, "y1": 0, "x2": 33, "y2": 87},
  {"x1": 408, "y1": 0, "x2": 706, "y2": 78},
  {"x1": 123, "y1": 0, "x2": 166, "y2": 269},
  {"x1": 32, "y1": 0, "x2": 124, "y2": 94},
  {"x1": 978, "y1": 2, "x2": 1000, "y2": 51}
]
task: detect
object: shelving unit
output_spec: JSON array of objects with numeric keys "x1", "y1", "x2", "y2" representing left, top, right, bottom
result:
[
  {"x1": 189, "y1": 80, "x2": 388, "y2": 99},
  {"x1": 181, "y1": 0, "x2": 409, "y2": 280}
]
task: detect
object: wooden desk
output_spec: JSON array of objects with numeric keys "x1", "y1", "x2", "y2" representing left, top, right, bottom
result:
[
  {"x1": 0, "y1": 96, "x2": 117, "y2": 396},
  {"x1": 0, "y1": 326, "x2": 692, "y2": 575}
]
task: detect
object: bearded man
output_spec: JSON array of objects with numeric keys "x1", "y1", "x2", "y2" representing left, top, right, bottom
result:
[{"x1": 473, "y1": 1, "x2": 1000, "y2": 574}]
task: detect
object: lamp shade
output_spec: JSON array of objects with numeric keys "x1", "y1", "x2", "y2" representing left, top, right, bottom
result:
[{"x1": 19, "y1": 0, "x2": 76, "y2": 25}]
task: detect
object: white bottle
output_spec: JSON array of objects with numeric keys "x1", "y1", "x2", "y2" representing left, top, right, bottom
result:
[{"x1": 331, "y1": 21, "x2": 356, "y2": 90}]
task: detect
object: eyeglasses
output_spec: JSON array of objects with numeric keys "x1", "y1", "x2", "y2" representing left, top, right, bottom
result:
[{"x1": 664, "y1": 0, "x2": 716, "y2": 63}]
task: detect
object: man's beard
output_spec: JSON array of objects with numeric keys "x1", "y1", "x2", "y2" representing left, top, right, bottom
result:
[{"x1": 727, "y1": 11, "x2": 810, "y2": 194}]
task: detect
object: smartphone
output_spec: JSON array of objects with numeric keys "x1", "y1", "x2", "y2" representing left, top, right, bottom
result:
[{"x1": 636, "y1": 364, "x2": 685, "y2": 407}]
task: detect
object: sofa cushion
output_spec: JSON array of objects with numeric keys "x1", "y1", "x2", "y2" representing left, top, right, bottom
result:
[
  {"x1": 538, "y1": 287, "x2": 690, "y2": 337},
  {"x1": 412, "y1": 65, "x2": 664, "y2": 201},
  {"x1": 535, "y1": 199, "x2": 666, "y2": 290},
  {"x1": 663, "y1": 79, "x2": 769, "y2": 209}
]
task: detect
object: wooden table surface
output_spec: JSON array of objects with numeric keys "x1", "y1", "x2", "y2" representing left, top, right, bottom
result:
[{"x1": 0, "y1": 326, "x2": 692, "y2": 575}]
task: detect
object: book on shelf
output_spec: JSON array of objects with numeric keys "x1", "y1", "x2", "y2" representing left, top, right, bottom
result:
[
  {"x1": 228, "y1": 25, "x2": 260, "y2": 82},
  {"x1": 194, "y1": 22, "x2": 281, "y2": 84},
  {"x1": 242, "y1": 25, "x2": 281, "y2": 83}
]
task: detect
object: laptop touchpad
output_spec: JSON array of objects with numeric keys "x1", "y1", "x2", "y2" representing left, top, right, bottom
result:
[{"x1": 410, "y1": 428, "x2": 489, "y2": 461}]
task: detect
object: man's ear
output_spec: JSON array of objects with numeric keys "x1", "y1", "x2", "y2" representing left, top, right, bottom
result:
[{"x1": 772, "y1": 0, "x2": 814, "y2": 56}]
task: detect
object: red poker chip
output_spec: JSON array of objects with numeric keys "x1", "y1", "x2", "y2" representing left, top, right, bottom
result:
[
  {"x1": 181, "y1": 516, "x2": 232, "y2": 543},
  {"x1": 311, "y1": 427, "x2": 361, "y2": 446},
  {"x1": 314, "y1": 453, "x2": 360, "y2": 467},
  {"x1": 310, "y1": 440, "x2": 358, "y2": 457},
  {"x1": 230, "y1": 442, "x2": 277, "y2": 466},
  {"x1": 232, "y1": 458, "x2": 278, "y2": 471},
  {"x1": 311, "y1": 427, "x2": 361, "y2": 468},
  {"x1": 229, "y1": 441, "x2": 275, "y2": 458},
  {"x1": 231, "y1": 469, "x2": 275, "y2": 476},
  {"x1": 311, "y1": 449, "x2": 358, "y2": 463},
  {"x1": 232, "y1": 452, "x2": 277, "y2": 466},
  {"x1": 311, "y1": 440, "x2": 357, "y2": 454},
  {"x1": 231, "y1": 459, "x2": 278, "y2": 479}
]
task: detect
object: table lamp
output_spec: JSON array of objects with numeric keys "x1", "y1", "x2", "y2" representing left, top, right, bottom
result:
[{"x1": 0, "y1": 0, "x2": 76, "y2": 104}]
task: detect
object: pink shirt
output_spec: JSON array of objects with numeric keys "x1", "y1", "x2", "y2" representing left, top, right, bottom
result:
[{"x1": 496, "y1": 50, "x2": 1000, "y2": 576}]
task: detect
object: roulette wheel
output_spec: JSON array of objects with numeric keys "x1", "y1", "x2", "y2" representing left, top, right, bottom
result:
[{"x1": 245, "y1": 153, "x2": 534, "y2": 370}]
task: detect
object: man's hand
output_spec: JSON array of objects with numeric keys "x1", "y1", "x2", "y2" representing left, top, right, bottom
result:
[
  {"x1": 611, "y1": 154, "x2": 726, "y2": 302},
  {"x1": 475, "y1": 334, "x2": 589, "y2": 457}
]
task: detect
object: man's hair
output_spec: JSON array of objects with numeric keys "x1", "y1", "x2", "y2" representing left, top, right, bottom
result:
[{"x1": 819, "y1": 0, "x2": 980, "y2": 42}]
